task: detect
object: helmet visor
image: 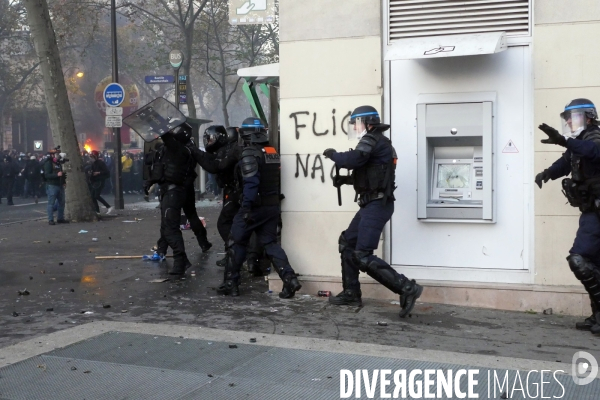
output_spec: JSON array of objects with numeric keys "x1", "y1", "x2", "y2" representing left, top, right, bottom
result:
[
  {"x1": 123, "y1": 97, "x2": 186, "y2": 143},
  {"x1": 347, "y1": 116, "x2": 368, "y2": 141},
  {"x1": 560, "y1": 109, "x2": 588, "y2": 138}
]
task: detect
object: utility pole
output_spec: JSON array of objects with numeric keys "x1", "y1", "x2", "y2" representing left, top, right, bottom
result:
[{"x1": 111, "y1": 0, "x2": 124, "y2": 209}]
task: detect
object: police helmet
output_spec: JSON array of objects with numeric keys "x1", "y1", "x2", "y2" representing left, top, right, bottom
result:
[
  {"x1": 240, "y1": 117, "x2": 268, "y2": 144},
  {"x1": 348, "y1": 105, "x2": 381, "y2": 139},
  {"x1": 226, "y1": 127, "x2": 239, "y2": 144},
  {"x1": 203, "y1": 125, "x2": 228, "y2": 153},
  {"x1": 560, "y1": 99, "x2": 598, "y2": 121},
  {"x1": 560, "y1": 99, "x2": 598, "y2": 138},
  {"x1": 170, "y1": 122, "x2": 193, "y2": 143}
]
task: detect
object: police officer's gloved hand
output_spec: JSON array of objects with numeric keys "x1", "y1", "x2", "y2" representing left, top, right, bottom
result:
[
  {"x1": 143, "y1": 182, "x2": 151, "y2": 196},
  {"x1": 241, "y1": 207, "x2": 254, "y2": 225},
  {"x1": 333, "y1": 175, "x2": 352, "y2": 188},
  {"x1": 323, "y1": 148, "x2": 337, "y2": 159},
  {"x1": 535, "y1": 170, "x2": 551, "y2": 189},
  {"x1": 539, "y1": 124, "x2": 567, "y2": 147}
]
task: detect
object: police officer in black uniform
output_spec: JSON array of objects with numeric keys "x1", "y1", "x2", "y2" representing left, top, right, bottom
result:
[
  {"x1": 144, "y1": 122, "x2": 198, "y2": 275},
  {"x1": 535, "y1": 99, "x2": 600, "y2": 335},
  {"x1": 323, "y1": 105, "x2": 423, "y2": 318},
  {"x1": 217, "y1": 118, "x2": 302, "y2": 297}
]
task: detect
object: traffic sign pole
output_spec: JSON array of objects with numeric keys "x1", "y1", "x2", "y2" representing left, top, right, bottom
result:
[
  {"x1": 111, "y1": 0, "x2": 124, "y2": 209},
  {"x1": 175, "y1": 67, "x2": 180, "y2": 110},
  {"x1": 169, "y1": 50, "x2": 184, "y2": 110}
]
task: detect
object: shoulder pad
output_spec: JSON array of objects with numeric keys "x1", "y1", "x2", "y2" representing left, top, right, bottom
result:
[
  {"x1": 356, "y1": 133, "x2": 379, "y2": 154},
  {"x1": 582, "y1": 126, "x2": 600, "y2": 143},
  {"x1": 241, "y1": 147, "x2": 261, "y2": 178}
]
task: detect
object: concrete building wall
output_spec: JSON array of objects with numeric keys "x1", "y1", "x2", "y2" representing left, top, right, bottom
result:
[
  {"x1": 533, "y1": 1, "x2": 600, "y2": 287},
  {"x1": 278, "y1": 0, "x2": 383, "y2": 283}
]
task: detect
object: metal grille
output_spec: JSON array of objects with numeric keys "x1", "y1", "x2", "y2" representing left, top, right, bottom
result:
[{"x1": 389, "y1": 0, "x2": 531, "y2": 40}]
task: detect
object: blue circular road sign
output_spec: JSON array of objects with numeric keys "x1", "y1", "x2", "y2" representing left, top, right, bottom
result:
[{"x1": 103, "y1": 83, "x2": 125, "y2": 107}]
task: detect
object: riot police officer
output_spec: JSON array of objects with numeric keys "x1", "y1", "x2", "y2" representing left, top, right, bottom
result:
[
  {"x1": 535, "y1": 98, "x2": 600, "y2": 335},
  {"x1": 323, "y1": 105, "x2": 423, "y2": 318},
  {"x1": 145, "y1": 123, "x2": 197, "y2": 275},
  {"x1": 217, "y1": 118, "x2": 301, "y2": 297}
]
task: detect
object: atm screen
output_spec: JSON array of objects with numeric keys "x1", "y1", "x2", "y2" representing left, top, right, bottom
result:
[{"x1": 436, "y1": 164, "x2": 471, "y2": 189}]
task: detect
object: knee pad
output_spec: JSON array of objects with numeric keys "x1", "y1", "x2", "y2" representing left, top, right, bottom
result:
[
  {"x1": 339, "y1": 232, "x2": 349, "y2": 254},
  {"x1": 568, "y1": 254, "x2": 597, "y2": 281},
  {"x1": 352, "y1": 250, "x2": 372, "y2": 272}
]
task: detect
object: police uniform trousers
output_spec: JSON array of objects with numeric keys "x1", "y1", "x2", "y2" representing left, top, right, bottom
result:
[
  {"x1": 157, "y1": 185, "x2": 188, "y2": 267},
  {"x1": 571, "y1": 212, "x2": 600, "y2": 269},
  {"x1": 217, "y1": 186, "x2": 240, "y2": 243},
  {"x1": 182, "y1": 183, "x2": 209, "y2": 245},
  {"x1": 2, "y1": 177, "x2": 14, "y2": 205},
  {"x1": 228, "y1": 205, "x2": 294, "y2": 282},
  {"x1": 341, "y1": 199, "x2": 405, "y2": 291}
]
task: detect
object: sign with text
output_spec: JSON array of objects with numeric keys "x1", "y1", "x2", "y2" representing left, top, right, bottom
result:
[
  {"x1": 105, "y1": 115, "x2": 123, "y2": 128},
  {"x1": 144, "y1": 75, "x2": 175, "y2": 84},
  {"x1": 106, "y1": 106, "x2": 123, "y2": 116},
  {"x1": 178, "y1": 75, "x2": 187, "y2": 104},
  {"x1": 229, "y1": 0, "x2": 275, "y2": 25},
  {"x1": 169, "y1": 50, "x2": 183, "y2": 68},
  {"x1": 103, "y1": 83, "x2": 125, "y2": 107}
]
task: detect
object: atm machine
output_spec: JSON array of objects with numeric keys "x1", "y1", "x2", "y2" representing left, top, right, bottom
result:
[{"x1": 416, "y1": 95, "x2": 495, "y2": 222}]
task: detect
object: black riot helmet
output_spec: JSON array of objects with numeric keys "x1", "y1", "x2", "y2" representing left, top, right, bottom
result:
[
  {"x1": 348, "y1": 105, "x2": 384, "y2": 139},
  {"x1": 203, "y1": 125, "x2": 228, "y2": 153},
  {"x1": 560, "y1": 99, "x2": 598, "y2": 138},
  {"x1": 240, "y1": 117, "x2": 268, "y2": 144},
  {"x1": 169, "y1": 121, "x2": 193, "y2": 143},
  {"x1": 226, "y1": 127, "x2": 239, "y2": 144}
]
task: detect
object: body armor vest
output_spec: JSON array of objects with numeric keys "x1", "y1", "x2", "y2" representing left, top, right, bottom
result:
[
  {"x1": 562, "y1": 125, "x2": 600, "y2": 211},
  {"x1": 151, "y1": 146, "x2": 190, "y2": 186},
  {"x1": 216, "y1": 143, "x2": 236, "y2": 188},
  {"x1": 352, "y1": 134, "x2": 397, "y2": 196},
  {"x1": 258, "y1": 146, "x2": 280, "y2": 196}
]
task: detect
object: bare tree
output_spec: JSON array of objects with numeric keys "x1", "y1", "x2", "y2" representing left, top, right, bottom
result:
[
  {"x1": 196, "y1": 0, "x2": 278, "y2": 126},
  {"x1": 122, "y1": 0, "x2": 209, "y2": 118},
  {"x1": 22, "y1": 0, "x2": 95, "y2": 221}
]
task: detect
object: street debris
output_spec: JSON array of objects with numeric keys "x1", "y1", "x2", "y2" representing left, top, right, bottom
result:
[
  {"x1": 317, "y1": 291, "x2": 331, "y2": 297},
  {"x1": 83, "y1": 370, "x2": 91, "y2": 374},
  {"x1": 70, "y1": 289, "x2": 75, "y2": 292},
  {"x1": 377, "y1": 321, "x2": 388, "y2": 326},
  {"x1": 37, "y1": 364, "x2": 46, "y2": 371},
  {"x1": 82, "y1": 311, "x2": 94, "y2": 315},
  {"x1": 149, "y1": 279, "x2": 170, "y2": 283},
  {"x1": 229, "y1": 344, "x2": 238, "y2": 349},
  {"x1": 96, "y1": 255, "x2": 173, "y2": 260},
  {"x1": 78, "y1": 230, "x2": 88, "y2": 234},
  {"x1": 46, "y1": 308, "x2": 54, "y2": 312},
  {"x1": 121, "y1": 310, "x2": 128, "y2": 313},
  {"x1": 249, "y1": 338, "x2": 256, "y2": 343},
  {"x1": 70, "y1": 366, "x2": 77, "y2": 371},
  {"x1": 103, "y1": 304, "x2": 111, "y2": 309},
  {"x1": 543, "y1": 308, "x2": 553, "y2": 315},
  {"x1": 390, "y1": 300, "x2": 400, "y2": 305},
  {"x1": 92, "y1": 238, "x2": 98, "y2": 242},
  {"x1": 12, "y1": 312, "x2": 19, "y2": 317},
  {"x1": 18, "y1": 289, "x2": 30, "y2": 296}
]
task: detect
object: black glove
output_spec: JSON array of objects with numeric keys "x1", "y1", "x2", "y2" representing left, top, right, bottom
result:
[
  {"x1": 333, "y1": 175, "x2": 352, "y2": 188},
  {"x1": 143, "y1": 182, "x2": 151, "y2": 196},
  {"x1": 539, "y1": 123, "x2": 567, "y2": 147},
  {"x1": 323, "y1": 148, "x2": 336, "y2": 159},
  {"x1": 535, "y1": 170, "x2": 551, "y2": 189},
  {"x1": 241, "y1": 207, "x2": 254, "y2": 225}
]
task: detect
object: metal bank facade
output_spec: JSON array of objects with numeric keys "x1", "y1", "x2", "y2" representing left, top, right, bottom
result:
[{"x1": 268, "y1": 0, "x2": 600, "y2": 316}]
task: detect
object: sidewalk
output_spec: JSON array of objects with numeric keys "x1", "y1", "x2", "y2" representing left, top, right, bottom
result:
[{"x1": 0, "y1": 200, "x2": 598, "y2": 398}]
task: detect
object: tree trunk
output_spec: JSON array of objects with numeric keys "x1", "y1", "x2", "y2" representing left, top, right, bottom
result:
[
  {"x1": 183, "y1": 27, "x2": 197, "y2": 118},
  {"x1": 23, "y1": 0, "x2": 95, "y2": 222}
]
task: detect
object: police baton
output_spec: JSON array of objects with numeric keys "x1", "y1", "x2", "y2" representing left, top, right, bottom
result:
[{"x1": 335, "y1": 165, "x2": 342, "y2": 206}]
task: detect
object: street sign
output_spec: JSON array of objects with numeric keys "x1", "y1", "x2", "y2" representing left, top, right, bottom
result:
[
  {"x1": 105, "y1": 116, "x2": 123, "y2": 128},
  {"x1": 103, "y1": 83, "x2": 125, "y2": 107},
  {"x1": 33, "y1": 140, "x2": 43, "y2": 151},
  {"x1": 178, "y1": 75, "x2": 188, "y2": 104},
  {"x1": 229, "y1": 0, "x2": 275, "y2": 25},
  {"x1": 144, "y1": 75, "x2": 175, "y2": 84},
  {"x1": 106, "y1": 106, "x2": 123, "y2": 116},
  {"x1": 169, "y1": 50, "x2": 183, "y2": 68}
]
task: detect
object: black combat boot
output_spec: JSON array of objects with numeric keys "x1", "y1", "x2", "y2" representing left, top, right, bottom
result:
[
  {"x1": 169, "y1": 259, "x2": 191, "y2": 275},
  {"x1": 197, "y1": 237, "x2": 212, "y2": 253},
  {"x1": 246, "y1": 257, "x2": 263, "y2": 277},
  {"x1": 216, "y1": 280, "x2": 239, "y2": 296},
  {"x1": 216, "y1": 255, "x2": 228, "y2": 267},
  {"x1": 279, "y1": 275, "x2": 302, "y2": 299},
  {"x1": 329, "y1": 289, "x2": 363, "y2": 306},
  {"x1": 398, "y1": 279, "x2": 423, "y2": 318},
  {"x1": 576, "y1": 303, "x2": 597, "y2": 331}
]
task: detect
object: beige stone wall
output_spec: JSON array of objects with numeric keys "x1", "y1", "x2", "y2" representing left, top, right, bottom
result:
[
  {"x1": 279, "y1": 0, "x2": 383, "y2": 279},
  {"x1": 533, "y1": 3, "x2": 600, "y2": 285}
]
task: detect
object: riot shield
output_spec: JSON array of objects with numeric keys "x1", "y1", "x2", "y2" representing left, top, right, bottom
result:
[{"x1": 123, "y1": 97, "x2": 186, "y2": 143}]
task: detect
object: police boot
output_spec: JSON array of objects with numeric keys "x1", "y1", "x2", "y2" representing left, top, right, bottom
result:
[
  {"x1": 576, "y1": 301, "x2": 597, "y2": 331},
  {"x1": 197, "y1": 236, "x2": 212, "y2": 253},
  {"x1": 279, "y1": 275, "x2": 302, "y2": 299},
  {"x1": 169, "y1": 258, "x2": 192, "y2": 275},
  {"x1": 216, "y1": 254, "x2": 228, "y2": 267},
  {"x1": 216, "y1": 279, "x2": 240, "y2": 296},
  {"x1": 399, "y1": 279, "x2": 423, "y2": 318},
  {"x1": 246, "y1": 257, "x2": 263, "y2": 277},
  {"x1": 329, "y1": 289, "x2": 362, "y2": 306}
]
